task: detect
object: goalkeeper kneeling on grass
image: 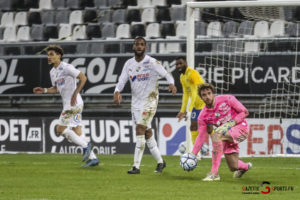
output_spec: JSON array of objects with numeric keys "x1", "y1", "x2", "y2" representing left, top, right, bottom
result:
[{"x1": 192, "y1": 83, "x2": 252, "y2": 181}]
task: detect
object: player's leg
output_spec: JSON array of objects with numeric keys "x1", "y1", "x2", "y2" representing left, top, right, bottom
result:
[
  {"x1": 224, "y1": 152, "x2": 239, "y2": 171},
  {"x1": 57, "y1": 125, "x2": 88, "y2": 148},
  {"x1": 141, "y1": 108, "x2": 166, "y2": 173},
  {"x1": 224, "y1": 149, "x2": 252, "y2": 178},
  {"x1": 145, "y1": 128, "x2": 166, "y2": 173},
  {"x1": 190, "y1": 108, "x2": 200, "y2": 144},
  {"x1": 222, "y1": 123, "x2": 252, "y2": 178},
  {"x1": 57, "y1": 106, "x2": 96, "y2": 165},
  {"x1": 202, "y1": 132, "x2": 222, "y2": 181},
  {"x1": 128, "y1": 110, "x2": 145, "y2": 174},
  {"x1": 73, "y1": 126, "x2": 99, "y2": 167},
  {"x1": 191, "y1": 108, "x2": 205, "y2": 160}
]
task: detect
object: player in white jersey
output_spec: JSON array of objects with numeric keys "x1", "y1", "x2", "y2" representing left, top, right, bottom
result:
[
  {"x1": 114, "y1": 37, "x2": 177, "y2": 174},
  {"x1": 33, "y1": 45, "x2": 98, "y2": 167}
]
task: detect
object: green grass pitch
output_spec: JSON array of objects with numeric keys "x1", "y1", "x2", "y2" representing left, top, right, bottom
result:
[{"x1": 0, "y1": 154, "x2": 299, "y2": 200}]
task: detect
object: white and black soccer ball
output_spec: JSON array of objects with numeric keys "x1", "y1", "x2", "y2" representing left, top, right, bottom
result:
[
  {"x1": 180, "y1": 153, "x2": 198, "y2": 171},
  {"x1": 200, "y1": 143, "x2": 209, "y2": 155},
  {"x1": 178, "y1": 141, "x2": 186, "y2": 154}
]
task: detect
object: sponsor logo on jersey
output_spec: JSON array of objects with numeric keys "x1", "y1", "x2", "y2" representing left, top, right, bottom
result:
[
  {"x1": 143, "y1": 60, "x2": 150, "y2": 65},
  {"x1": 55, "y1": 78, "x2": 65, "y2": 86},
  {"x1": 136, "y1": 73, "x2": 149, "y2": 81},
  {"x1": 130, "y1": 75, "x2": 137, "y2": 82}
]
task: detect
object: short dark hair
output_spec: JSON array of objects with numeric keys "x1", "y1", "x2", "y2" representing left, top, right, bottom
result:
[
  {"x1": 198, "y1": 83, "x2": 216, "y2": 97},
  {"x1": 134, "y1": 36, "x2": 146, "y2": 45},
  {"x1": 175, "y1": 56, "x2": 186, "y2": 61},
  {"x1": 46, "y1": 45, "x2": 64, "y2": 57}
]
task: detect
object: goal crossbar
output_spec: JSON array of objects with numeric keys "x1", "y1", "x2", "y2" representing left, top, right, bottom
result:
[{"x1": 186, "y1": 0, "x2": 300, "y2": 68}]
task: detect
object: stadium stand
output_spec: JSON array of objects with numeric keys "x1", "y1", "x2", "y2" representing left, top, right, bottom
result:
[
  {"x1": 16, "y1": 26, "x2": 31, "y2": 41},
  {"x1": 0, "y1": 0, "x2": 299, "y2": 118},
  {"x1": 55, "y1": 9, "x2": 70, "y2": 24}
]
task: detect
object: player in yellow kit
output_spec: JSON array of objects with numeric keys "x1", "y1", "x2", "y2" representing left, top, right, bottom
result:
[{"x1": 175, "y1": 56, "x2": 206, "y2": 154}]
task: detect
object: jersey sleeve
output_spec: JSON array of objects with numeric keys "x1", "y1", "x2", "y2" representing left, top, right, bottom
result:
[
  {"x1": 192, "y1": 113, "x2": 208, "y2": 155},
  {"x1": 180, "y1": 76, "x2": 189, "y2": 113},
  {"x1": 188, "y1": 70, "x2": 204, "y2": 112},
  {"x1": 115, "y1": 61, "x2": 129, "y2": 93},
  {"x1": 65, "y1": 64, "x2": 81, "y2": 78},
  {"x1": 153, "y1": 59, "x2": 174, "y2": 85},
  {"x1": 228, "y1": 95, "x2": 249, "y2": 124}
]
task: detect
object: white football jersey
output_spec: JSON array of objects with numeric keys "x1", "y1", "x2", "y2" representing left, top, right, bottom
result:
[
  {"x1": 50, "y1": 61, "x2": 83, "y2": 109},
  {"x1": 115, "y1": 55, "x2": 174, "y2": 110}
]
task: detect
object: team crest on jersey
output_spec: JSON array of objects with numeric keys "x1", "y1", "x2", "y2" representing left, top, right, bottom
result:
[
  {"x1": 58, "y1": 67, "x2": 63, "y2": 70},
  {"x1": 74, "y1": 113, "x2": 81, "y2": 122},
  {"x1": 143, "y1": 60, "x2": 150, "y2": 65}
]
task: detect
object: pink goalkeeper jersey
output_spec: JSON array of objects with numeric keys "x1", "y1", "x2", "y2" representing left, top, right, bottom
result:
[{"x1": 193, "y1": 95, "x2": 248, "y2": 154}]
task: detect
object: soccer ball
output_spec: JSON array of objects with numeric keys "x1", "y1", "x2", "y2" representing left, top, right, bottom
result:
[
  {"x1": 200, "y1": 143, "x2": 209, "y2": 155},
  {"x1": 178, "y1": 142, "x2": 186, "y2": 154},
  {"x1": 180, "y1": 153, "x2": 198, "y2": 171}
]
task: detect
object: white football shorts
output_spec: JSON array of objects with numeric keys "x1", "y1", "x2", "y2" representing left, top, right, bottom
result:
[
  {"x1": 58, "y1": 104, "x2": 83, "y2": 127},
  {"x1": 132, "y1": 107, "x2": 157, "y2": 128}
]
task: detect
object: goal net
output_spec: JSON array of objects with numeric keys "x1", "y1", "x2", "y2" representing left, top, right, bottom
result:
[{"x1": 186, "y1": 0, "x2": 300, "y2": 156}]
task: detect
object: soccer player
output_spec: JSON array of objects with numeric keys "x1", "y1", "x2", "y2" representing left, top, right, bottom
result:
[
  {"x1": 175, "y1": 56, "x2": 206, "y2": 158},
  {"x1": 33, "y1": 45, "x2": 99, "y2": 167},
  {"x1": 114, "y1": 37, "x2": 177, "y2": 174},
  {"x1": 192, "y1": 83, "x2": 252, "y2": 181}
]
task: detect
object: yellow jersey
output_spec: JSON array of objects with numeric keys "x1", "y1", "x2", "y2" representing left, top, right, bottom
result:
[{"x1": 180, "y1": 67, "x2": 205, "y2": 112}]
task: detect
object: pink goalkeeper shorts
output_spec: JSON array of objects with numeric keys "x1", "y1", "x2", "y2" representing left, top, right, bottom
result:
[{"x1": 223, "y1": 121, "x2": 249, "y2": 154}]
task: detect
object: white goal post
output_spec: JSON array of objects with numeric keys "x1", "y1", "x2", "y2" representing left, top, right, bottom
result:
[{"x1": 184, "y1": 0, "x2": 300, "y2": 155}]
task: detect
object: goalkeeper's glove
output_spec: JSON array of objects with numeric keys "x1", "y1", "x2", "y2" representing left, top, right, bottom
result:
[{"x1": 215, "y1": 120, "x2": 236, "y2": 135}]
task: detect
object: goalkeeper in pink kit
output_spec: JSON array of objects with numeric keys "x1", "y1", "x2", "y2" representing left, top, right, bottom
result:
[{"x1": 193, "y1": 83, "x2": 252, "y2": 181}]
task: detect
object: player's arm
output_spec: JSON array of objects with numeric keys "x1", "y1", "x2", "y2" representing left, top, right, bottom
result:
[
  {"x1": 71, "y1": 72, "x2": 87, "y2": 106},
  {"x1": 114, "y1": 63, "x2": 129, "y2": 105},
  {"x1": 192, "y1": 117, "x2": 208, "y2": 155},
  {"x1": 228, "y1": 95, "x2": 249, "y2": 124},
  {"x1": 188, "y1": 71, "x2": 204, "y2": 112},
  {"x1": 177, "y1": 82, "x2": 188, "y2": 121},
  {"x1": 33, "y1": 86, "x2": 58, "y2": 94},
  {"x1": 216, "y1": 95, "x2": 249, "y2": 134},
  {"x1": 153, "y1": 60, "x2": 177, "y2": 95},
  {"x1": 62, "y1": 64, "x2": 87, "y2": 106}
]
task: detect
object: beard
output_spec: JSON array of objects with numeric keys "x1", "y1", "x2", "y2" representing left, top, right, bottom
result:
[
  {"x1": 178, "y1": 66, "x2": 187, "y2": 74},
  {"x1": 134, "y1": 50, "x2": 145, "y2": 57}
]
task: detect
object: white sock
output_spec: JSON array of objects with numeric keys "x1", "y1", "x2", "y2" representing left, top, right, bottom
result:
[
  {"x1": 62, "y1": 128, "x2": 88, "y2": 148},
  {"x1": 79, "y1": 134, "x2": 97, "y2": 160},
  {"x1": 89, "y1": 151, "x2": 97, "y2": 160},
  {"x1": 133, "y1": 135, "x2": 145, "y2": 169},
  {"x1": 146, "y1": 135, "x2": 163, "y2": 163}
]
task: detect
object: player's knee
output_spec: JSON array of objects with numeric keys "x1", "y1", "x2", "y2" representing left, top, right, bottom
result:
[
  {"x1": 72, "y1": 126, "x2": 82, "y2": 136},
  {"x1": 136, "y1": 124, "x2": 147, "y2": 135},
  {"x1": 136, "y1": 135, "x2": 146, "y2": 150},
  {"x1": 145, "y1": 129, "x2": 153, "y2": 139},
  {"x1": 56, "y1": 125, "x2": 66, "y2": 135}
]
